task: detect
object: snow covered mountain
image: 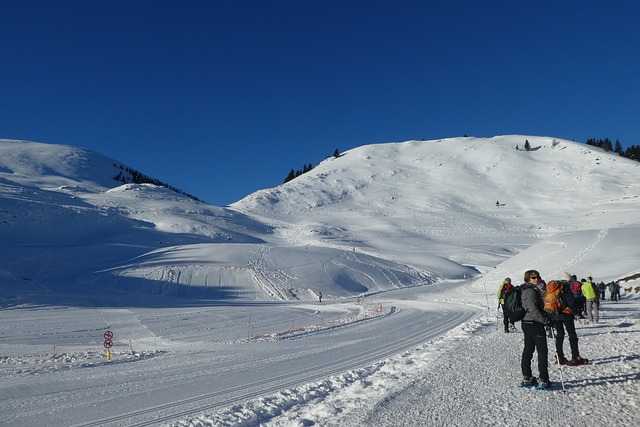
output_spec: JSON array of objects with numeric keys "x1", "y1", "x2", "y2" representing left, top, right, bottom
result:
[{"x1": 2, "y1": 136, "x2": 639, "y2": 305}]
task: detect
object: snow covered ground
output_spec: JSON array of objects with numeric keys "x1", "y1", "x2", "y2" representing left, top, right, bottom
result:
[
  {"x1": 193, "y1": 292, "x2": 640, "y2": 427},
  {"x1": 1, "y1": 136, "x2": 639, "y2": 426},
  {"x1": 183, "y1": 253, "x2": 640, "y2": 427}
]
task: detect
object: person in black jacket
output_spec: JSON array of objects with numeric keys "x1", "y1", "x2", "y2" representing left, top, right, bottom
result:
[
  {"x1": 520, "y1": 269, "x2": 552, "y2": 389},
  {"x1": 550, "y1": 273, "x2": 589, "y2": 366},
  {"x1": 497, "y1": 277, "x2": 516, "y2": 333}
]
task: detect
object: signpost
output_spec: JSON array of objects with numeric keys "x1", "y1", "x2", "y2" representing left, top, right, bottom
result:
[{"x1": 104, "y1": 330, "x2": 113, "y2": 361}]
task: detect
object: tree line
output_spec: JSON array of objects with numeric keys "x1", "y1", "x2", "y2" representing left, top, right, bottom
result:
[
  {"x1": 586, "y1": 138, "x2": 640, "y2": 161},
  {"x1": 113, "y1": 164, "x2": 202, "y2": 202},
  {"x1": 283, "y1": 149, "x2": 341, "y2": 183}
]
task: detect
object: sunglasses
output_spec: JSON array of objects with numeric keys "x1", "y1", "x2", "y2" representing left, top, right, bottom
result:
[{"x1": 530, "y1": 276, "x2": 540, "y2": 279}]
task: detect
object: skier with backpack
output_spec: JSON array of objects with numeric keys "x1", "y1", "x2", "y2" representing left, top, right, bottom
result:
[
  {"x1": 609, "y1": 281, "x2": 621, "y2": 301},
  {"x1": 544, "y1": 272, "x2": 589, "y2": 366},
  {"x1": 497, "y1": 277, "x2": 517, "y2": 333},
  {"x1": 598, "y1": 281, "x2": 607, "y2": 300},
  {"x1": 570, "y1": 275, "x2": 586, "y2": 319},
  {"x1": 519, "y1": 270, "x2": 553, "y2": 390}
]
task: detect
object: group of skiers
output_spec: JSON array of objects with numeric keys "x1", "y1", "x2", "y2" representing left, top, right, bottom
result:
[
  {"x1": 496, "y1": 271, "x2": 619, "y2": 389},
  {"x1": 598, "y1": 280, "x2": 621, "y2": 301}
]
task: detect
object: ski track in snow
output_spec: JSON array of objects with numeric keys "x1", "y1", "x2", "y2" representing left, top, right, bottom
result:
[{"x1": 558, "y1": 229, "x2": 609, "y2": 276}]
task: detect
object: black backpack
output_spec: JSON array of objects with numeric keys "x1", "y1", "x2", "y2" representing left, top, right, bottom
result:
[{"x1": 503, "y1": 285, "x2": 525, "y2": 322}]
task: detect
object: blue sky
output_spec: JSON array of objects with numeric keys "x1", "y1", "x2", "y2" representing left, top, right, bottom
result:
[{"x1": 2, "y1": 1, "x2": 639, "y2": 206}]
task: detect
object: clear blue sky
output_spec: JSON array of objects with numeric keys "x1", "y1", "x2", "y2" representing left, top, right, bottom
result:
[{"x1": 2, "y1": 1, "x2": 639, "y2": 206}]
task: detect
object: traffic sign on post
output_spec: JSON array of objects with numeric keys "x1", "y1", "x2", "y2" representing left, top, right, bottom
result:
[{"x1": 104, "y1": 330, "x2": 114, "y2": 361}]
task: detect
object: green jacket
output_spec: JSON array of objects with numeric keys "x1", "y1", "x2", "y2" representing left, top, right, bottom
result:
[
  {"x1": 582, "y1": 281, "x2": 597, "y2": 300},
  {"x1": 497, "y1": 283, "x2": 504, "y2": 304},
  {"x1": 497, "y1": 282, "x2": 512, "y2": 305}
]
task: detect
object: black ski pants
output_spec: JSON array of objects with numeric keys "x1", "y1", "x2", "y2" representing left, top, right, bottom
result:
[
  {"x1": 502, "y1": 308, "x2": 510, "y2": 331},
  {"x1": 553, "y1": 318, "x2": 580, "y2": 361},
  {"x1": 521, "y1": 320, "x2": 549, "y2": 382}
]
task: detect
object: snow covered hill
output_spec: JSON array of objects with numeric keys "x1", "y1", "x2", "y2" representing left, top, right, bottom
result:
[
  {"x1": 0, "y1": 139, "x2": 268, "y2": 244},
  {"x1": 233, "y1": 135, "x2": 640, "y2": 283},
  {"x1": 2, "y1": 136, "x2": 640, "y2": 304}
]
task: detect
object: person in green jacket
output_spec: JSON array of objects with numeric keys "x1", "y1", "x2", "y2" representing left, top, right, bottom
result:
[{"x1": 581, "y1": 278, "x2": 599, "y2": 323}]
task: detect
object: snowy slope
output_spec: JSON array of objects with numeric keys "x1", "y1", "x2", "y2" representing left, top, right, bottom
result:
[
  {"x1": 4, "y1": 136, "x2": 639, "y2": 302},
  {"x1": 0, "y1": 139, "x2": 122, "y2": 190},
  {"x1": 1, "y1": 136, "x2": 640, "y2": 426},
  {"x1": 0, "y1": 140, "x2": 268, "y2": 245},
  {"x1": 0, "y1": 139, "x2": 450, "y2": 302},
  {"x1": 233, "y1": 135, "x2": 640, "y2": 280}
]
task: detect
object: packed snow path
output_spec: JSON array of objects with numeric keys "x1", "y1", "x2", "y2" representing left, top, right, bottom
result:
[
  {"x1": 181, "y1": 292, "x2": 640, "y2": 427},
  {"x1": 0, "y1": 284, "x2": 478, "y2": 426}
]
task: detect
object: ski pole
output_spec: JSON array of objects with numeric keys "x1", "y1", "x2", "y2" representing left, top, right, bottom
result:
[
  {"x1": 549, "y1": 326, "x2": 566, "y2": 393},
  {"x1": 483, "y1": 283, "x2": 491, "y2": 313}
]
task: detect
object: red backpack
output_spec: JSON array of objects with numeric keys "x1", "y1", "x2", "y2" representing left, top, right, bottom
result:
[
  {"x1": 502, "y1": 282, "x2": 514, "y2": 296},
  {"x1": 571, "y1": 281, "x2": 582, "y2": 295}
]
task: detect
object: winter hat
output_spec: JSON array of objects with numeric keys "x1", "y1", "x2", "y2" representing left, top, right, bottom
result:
[
  {"x1": 561, "y1": 272, "x2": 572, "y2": 281},
  {"x1": 503, "y1": 277, "x2": 511, "y2": 284}
]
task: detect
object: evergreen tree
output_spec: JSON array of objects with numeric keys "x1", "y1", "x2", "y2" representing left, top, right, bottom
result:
[
  {"x1": 284, "y1": 163, "x2": 315, "y2": 183},
  {"x1": 583, "y1": 137, "x2": 640, "y2": 165},
  {"x1": 284, "y1": 169, "x2": 296, "y2": 183},
  {"x1": 524, "y1": 140, "x2": 531, "y2": 151},
  {"x1": 615, "y1": 139, "x2": 623, "y2": 154},
  {"x1": 333, "y1": 148, "x2": 340, "y2": 158},
  {"x1": 625, "y1": 145, "x2": 640, "y2": 161}
]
